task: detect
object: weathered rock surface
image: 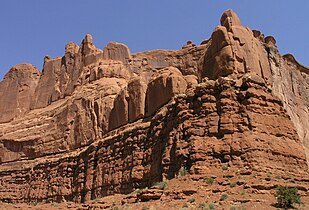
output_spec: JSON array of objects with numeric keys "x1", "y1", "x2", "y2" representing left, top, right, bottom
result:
[
  {"x1": 269, "y1": 45, "x2": 309, "y2": 164},
  {"x1": 0, "y1": 77, "x2": 308, "y2": 203},
  {"x1": 0, "y1": 9, "x2": 309, "y2": 207},
  {"x1": 103, "y1": 42, "x2": 132, "y2": 64},
  {"x1": 202, "y1": 10, "x2": 272, "y2": 85},
  {"x1": 0, "y1": 64, "x2": 40, "y2": 123},
  {"x1": 146, "y1": 67, "x2": 187, "y2": 116}
]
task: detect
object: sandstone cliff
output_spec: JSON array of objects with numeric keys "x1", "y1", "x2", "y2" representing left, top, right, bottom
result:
[{"x1": 0, "y1": 9, "x2": 308, "y2": 207}]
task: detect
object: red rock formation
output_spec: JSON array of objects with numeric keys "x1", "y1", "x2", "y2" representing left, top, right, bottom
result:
[
  {"x1": 0, "y1": 9, "x2": 309, "y2": 207},
  {"x1": 202, "y1": 10, "x2": 272, "y2": 85},
  {"x1": 0, "y1": 64, "x2": 40, "y2": 123},
  {"x1": 103, "y1": 42, "x2": 132, "y2": 64}
]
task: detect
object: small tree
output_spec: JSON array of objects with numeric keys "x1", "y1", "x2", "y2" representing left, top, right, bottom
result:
[{"x1": 275, "y1": 186, "x2": 301, "y2": 208}]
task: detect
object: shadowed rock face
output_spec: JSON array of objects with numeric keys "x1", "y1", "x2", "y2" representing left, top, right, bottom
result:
[{"x1": 0, "y1": 9, "x2": 309, "y2": 204}]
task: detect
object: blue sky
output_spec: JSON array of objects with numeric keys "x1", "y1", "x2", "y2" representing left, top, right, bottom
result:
[{"x1": 0, "y1": 1, "x2": 308, "y2": 80}]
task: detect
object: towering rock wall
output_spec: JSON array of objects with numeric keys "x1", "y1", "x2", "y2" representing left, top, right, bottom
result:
[
  {"x1": 268, "y1": 41, "x2": 309, "y2": 163},
  {"x1": 0, "y1": 9, "x2": 309, "y2": 204},
  {"x1": 0, "y1": 64, "x2": 40, "y2": 123},
  {"x1": 0, "y1": 76, "x2": 308, "y2": 203}
]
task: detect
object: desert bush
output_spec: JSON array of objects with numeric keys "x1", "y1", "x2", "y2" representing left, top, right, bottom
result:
[
  {"x1": 275, "y1": 186, "x2": 301, "y2": 208},
  {"x1": 222, "y1": 166, "x2": 228, "y2": 170},
  {"x1": 205, "y1": 177, "x2": 215, "y2": 185},
  {"x1": 229, "y1": 182, "x2": 236, "y2": 188},
  {"x1": 220, "y1": 193, "x2": 228, "y2": 201}
]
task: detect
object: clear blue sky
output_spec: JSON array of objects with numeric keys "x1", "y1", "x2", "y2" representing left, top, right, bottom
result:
[{"x1": 0, "y1": 0, "x2": 308, "y2": 80}]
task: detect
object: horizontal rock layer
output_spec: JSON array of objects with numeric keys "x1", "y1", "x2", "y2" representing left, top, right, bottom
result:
[
  {"x1": 0, "y1": 9, "x2": 309, "y2": 204},
  {"x1": 0, "y1": 78, "x2": 308, "y2": 203}
]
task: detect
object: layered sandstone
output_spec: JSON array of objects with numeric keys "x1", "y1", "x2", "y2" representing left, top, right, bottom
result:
[{"x1": 0, "y1": 9, "x2": 309, "y2": 206}]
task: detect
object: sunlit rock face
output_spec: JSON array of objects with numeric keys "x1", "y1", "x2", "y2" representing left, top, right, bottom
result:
[{"x1": 0, "y1": 9, "x2": 309, "y2": 204}]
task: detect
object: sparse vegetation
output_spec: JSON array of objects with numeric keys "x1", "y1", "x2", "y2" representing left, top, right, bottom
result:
[
  {"x1": 240, "y1": 191, "x2": 245, "y2": 196},
  {"x1": 267, "y1": 172, "x2": 272, "y2": 178},
  {"x1": 275, "y1": 175, "x2": 282, "y2": 180},
  {"x1": 153, "y1": 181, "x2": 168, "y2": 190},
  {"x1": 178, "y1": 167, "x2": 189, "y2": 176},
  {"x1": 230, "y1": 205, "x2": 246, "y2": 210},
  {"x1": 133, "y1": 188, "x2": 143, "y2": 194},
  {"x1": 188, "y1": 197, "x2": 195, "y2": 203},
  {"x1": 142, "y1": 206, "x2": 149, "y2": 210},
  {"x1": 229, "y1": 182, "x2": 236, "y2": 188},
  {"x1": 199, "y1": 203, "x2": 215, "y2": 210},
  {"x1": 275, "y1": 186, "x2": 301, "y2": 209},
  {"x1": 182, "y1": 203, "x2": 189, "y2": 208},
  {"x1": 204, "y1": 177, "x2": 215, "y2": 185},
  {"x1": 220, "y1": 193, "x2": 228, "y2": 201},
  {"x1": 51, "y1": 203, "x2": 59, "y2": 207},
  {"x1": 287, "y1": 178, "x2": 295, "y2": 183},
  {"x1": 222, "y1": 165, "x2": 228, "y2": 171}
]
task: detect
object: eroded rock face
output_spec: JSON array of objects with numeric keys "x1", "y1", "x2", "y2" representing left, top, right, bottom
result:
[
  {"x1": 127, "y1": 76, "x2": 147, "y2": 122},
  {"x1": 269, "y1": 44, "x2": 309, "y2": 163},
  {"x1": 202, "y1": 9, "x2": 272, "y2": 85},
  {"x1": 0, "y1": 77, "x2": 308, "y2": 203},
  {"x1": 146, "y1": 67, "x2": 187, "y2": 116},
  {"x1": 0, "y1": 9, "x2": 309, "y2": 205},
  {"x1": 0, "y1": 64, "x2": 40, "y2": 123},
  {"x1": 33, "y1": 34, "x2": 103, "y2": 109},
  {"x1": 103, "y1": 42, "x2": 132, "y2": 64}
]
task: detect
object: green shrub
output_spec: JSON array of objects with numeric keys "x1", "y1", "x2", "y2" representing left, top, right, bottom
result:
[
  {"x1": 205, "y1": 177, "x2": 215, "y2": 185},
  {"x1": 207, "y1": 203, "x2": 215, "y2": 210},
  {"x1": 222, "y1": 166, "x2": 228, "y2": 170},
  {"x1": 275, "y1": 186, "x2": 301, "y2": 208},
  {"x1": 142, "y1": 206, "x2": 149, "y2": 210},
  {"x1": 199, "y1": 203, "x2": 207, "y2": 208},
  {"x1": 229, "y1": 182, "x2": 236, "y2": 188},
  {"x1": 220, "y1": 193, "x2": 228, "y2": 201}
]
